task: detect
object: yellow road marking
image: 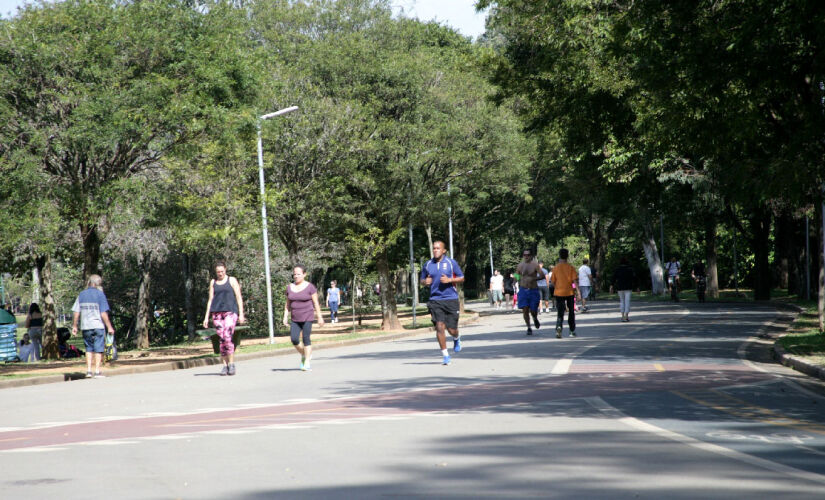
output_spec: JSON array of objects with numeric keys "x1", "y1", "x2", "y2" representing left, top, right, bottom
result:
[
  {"x1": 673, "y1": 389, "x2": 825, "y2": 436},
  {"x1": 0, "y1": 437, "x2": 28, "y2": 443}
]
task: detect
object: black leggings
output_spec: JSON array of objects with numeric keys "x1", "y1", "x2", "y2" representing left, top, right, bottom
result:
[
  {"x1": 290, "y1": 321, "x2": 312, "y2": 346},
  {"x1": 555, "y1": 295, "x2": 576, "y2": 332}
]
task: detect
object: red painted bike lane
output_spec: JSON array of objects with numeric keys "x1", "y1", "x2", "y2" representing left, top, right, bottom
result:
[{"x1": 0, "y1": 362, "x2": 769, "y2": 452}]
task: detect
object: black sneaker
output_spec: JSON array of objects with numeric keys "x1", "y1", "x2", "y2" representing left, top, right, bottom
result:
[
  {"x1": 527, "y1": 328, "x2": 533, "y2": 336},
  {"x1": 555, "y1": 327, "x2": 562, "y2": 339},
  {"x1": 533, "y1": 317, "x2": 540, "y2": 329}
]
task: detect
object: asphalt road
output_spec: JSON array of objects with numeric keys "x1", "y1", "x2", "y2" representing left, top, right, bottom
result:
[{"x1": 2, "y1": 300, "x2": 825, "y2": 499}]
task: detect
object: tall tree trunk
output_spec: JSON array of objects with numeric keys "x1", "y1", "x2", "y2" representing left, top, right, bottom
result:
[
  {"x1": 818, "y1": 198, "x2": 824, "y2": 331},
  {"x1": 35, "y1": 255, "x2": 59, "y2": 359},
  {"x1": 81, "y1": 223, "x2": 101, "y2": 281},
  {"x1": 135, "y1": 253, "x2": 152, "y2": 349},
  {"x1": 425, "y1": 221, "x2": 434, "y2": 259},
  {"x1": 643, "y1": 222, "x2": 665, "y2": 294},
  {"x1": 31, "y1": 266, "x2": 40, "y2": 304},
  {"x1": 456, "y1": 234, "x2": 469, "y2": 313},
  {"x1": 588, "y1": 217, "x2": 619, "y2": 292},
  {"x1": 750, "y1": 206, "x2": 772, "y2": 301},
  {"x1": 376, "y1": 248, "x2": 401, "y2": 331},
  {"x1": 705, "y1": 217, "x2": 719, "y2": 298},
  {"x1": 787, "y1": 216, "x2": 805, "y2": 297},
  {"x1": 774, "y1": 210, "x2": 791, "y2": 290},
  {"x1": 183, "y1": 253, "x2": 196, "y2": 341}
]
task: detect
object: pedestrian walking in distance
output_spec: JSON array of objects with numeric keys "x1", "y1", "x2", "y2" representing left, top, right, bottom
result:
[
  {"x1": 326, "y1": 280, "x2": 341, "y2": 323},
  {"x1": 611, "y1": 257, "x2": 637, "y2": 322},
  {"x1": 420, "y1": 240, "x2": 464, "y2": 365},
  {"x1": 516, "y1": 250, "x2": 543, "y2": 335},
  {"x1": 551, "y1": 248, "x2": 579, "y2": 338},
  {"x1": 71, "y1": 274, "x2": 116, "y2": 378},
  {"x1": 578, "y1": 259, "x2": 593, "y2": 312},
  {"x1": 283, "y1": 265, "x2": 324, "y2": 371},
  {"x1": 489, "y1": 269, "x2": 504, "y2": 309},
  {"x1": 537, "y1": 261, "x2": 551, "y2": 313},
  {"x1": 203, "y1": 261, "x2": 246, "y2": 376}
]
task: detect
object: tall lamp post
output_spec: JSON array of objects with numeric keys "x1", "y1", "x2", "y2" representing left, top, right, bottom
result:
[{"x1": 257, "y1": 106, "x2": 299, "y2": 344}]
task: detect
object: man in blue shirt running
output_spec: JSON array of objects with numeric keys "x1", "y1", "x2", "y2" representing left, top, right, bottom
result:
[{"x1": 420, "y1": 240, "x2": 465, "y2": 365}]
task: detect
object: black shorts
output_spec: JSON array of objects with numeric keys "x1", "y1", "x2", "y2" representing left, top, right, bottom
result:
[
  {"x1": 538, "y1": 286, "x2": 550, "y2": 301},
  {"x1": 427, "y1": 299, "x2": 460, "y2": 330}
]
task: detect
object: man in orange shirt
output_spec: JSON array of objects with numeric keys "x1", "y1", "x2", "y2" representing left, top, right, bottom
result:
[{"x1": 550, "y1": 248, "x2": 579, "y2": 338}]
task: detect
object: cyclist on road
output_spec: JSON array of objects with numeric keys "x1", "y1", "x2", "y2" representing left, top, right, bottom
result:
[
  {"x1": 691, "y1": 261, "x2": 707, "y2": 303},
  {"x1": 665, "y1": 257, "x2": 681, "y2": 301}
]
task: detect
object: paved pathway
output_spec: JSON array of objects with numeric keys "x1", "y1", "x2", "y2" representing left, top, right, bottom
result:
[{"x1": 2, "y1": 301, "x2": 824, "y2": 498}]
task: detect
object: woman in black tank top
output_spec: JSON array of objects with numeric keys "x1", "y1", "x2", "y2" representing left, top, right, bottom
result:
[
  {"x1": 203, "y1": 261, "x2": 246, "y2": 376},
  {"x1": 25, "y1": 303, "x2": 43, "y2": 360}
]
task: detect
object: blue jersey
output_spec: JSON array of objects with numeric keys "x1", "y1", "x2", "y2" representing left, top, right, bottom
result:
[{"x1": 420, "y1": 257, "x2": 463, "y2": 301}]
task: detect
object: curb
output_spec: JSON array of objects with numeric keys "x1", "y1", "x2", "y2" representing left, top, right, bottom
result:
[
  {"x1": 769, "y1": 302, "x2": 825, "y2": 382},
  {"x1": 0, "y1": 312, "x2": 480, "y2": 390}
]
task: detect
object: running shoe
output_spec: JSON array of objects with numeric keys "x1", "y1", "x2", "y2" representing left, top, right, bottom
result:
[
  {"x1": 85, "y1": 371, "x2": 93, "y2": 379},
  {"x1": 228, "y1": 363, "x2": 236, "y2": 376},
  {"x1": 94, "y1": 371, "x2": 106, "y2": 378},
  {"x1": 220, "y1": 365, "x2": 228, "y2": 376},
  {"x1": 442, "y1": 354, "x2": 451, "y2": 365},
  {"x1": 533, "y1": 317, "x2": 540, "y2": 330},
  {"x1": 569, "y1": 330, "x2": 577, "y2": 338},
  {"x1": 555, "y1": 326, "x2": 562, "y2": 339},
  {"x1": 453, "y1": 337, "x2": 462, "y2": 353},
  {"x1": 303, "y1": 360, "x2": 311, "y2": 371},
  {"x1": 527, "y1": 328, "x2": 533, "y2": 336}
]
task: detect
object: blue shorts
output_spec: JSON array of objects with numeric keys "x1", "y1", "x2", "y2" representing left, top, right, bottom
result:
[
  {"x1": 517, "y1": 288, "x2": 541, "y2": 311},
  {"x1": 83, "y1": 328, "x2": 106, "y2": 353},
  {"x1": 328, "y1": 301, "x2": 339, "y2": 312}
]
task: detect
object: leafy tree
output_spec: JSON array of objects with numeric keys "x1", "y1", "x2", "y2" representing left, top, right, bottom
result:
[{"x1": 0, "y1": 0, "x2": 261, "y2": 280}]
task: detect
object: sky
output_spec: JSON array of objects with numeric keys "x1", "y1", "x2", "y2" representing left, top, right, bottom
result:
[{"x1": 0, "y1": 0, "x2": 488, "y2": 39}]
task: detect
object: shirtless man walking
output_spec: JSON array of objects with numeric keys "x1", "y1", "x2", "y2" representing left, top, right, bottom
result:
[{"x1": 516, "y1": 249, "x2": 543, "y2": 335}]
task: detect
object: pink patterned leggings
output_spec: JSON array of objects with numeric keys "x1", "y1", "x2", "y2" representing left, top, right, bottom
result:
[{"x1": 211, "y1": 311, "x2": 238, "y2": 356}]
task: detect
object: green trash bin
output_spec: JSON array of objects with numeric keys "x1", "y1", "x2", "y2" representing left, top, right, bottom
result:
[{"x1": 0, "y1": 309, "x2": 19, "y2": 362}]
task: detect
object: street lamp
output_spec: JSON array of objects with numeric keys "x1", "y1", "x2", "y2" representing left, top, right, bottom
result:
[{"x1": 257, "y1": 106, "x2": 298, "y2": 344}]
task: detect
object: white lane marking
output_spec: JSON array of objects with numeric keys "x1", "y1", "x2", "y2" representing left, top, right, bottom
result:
[
  {"x1": 140, "y1": 435, "x2": 195, "y2": 440},
  {"x1": 141, "y1": 412, "x2": 186, "y2": 417},
  {"x1": 279, "y1": 399, "x2": 320, "y2": 404},
  {"x1": 1, "y1": 447, "x2": 68, "y2": 453},
  {"x1": 194, "y1": 407, "x2": 238, "y2": 412},
  {"x1": 202, "y1": 429, "x2": 258, "y2": 435},
  {"x1": 551, "y1": 359, "x2": 572, "y2": 375},
  {"x1": 86, "y1": 416, "x2": 134, "y2": 422},
  {"x1": 83, "y1": 440, "x2": 140, "y2": 446},
  {"x1": 235, "y1": 403, "x2": 275, "y2": 408},
  {"x1": 259, "y1": 425, "x2": 313, "y2": 430},
  {"x1": 0, "y1": 427, "x2": 23, "y2": 432},
  {"x1": 586, "y1": 396, "x2": 825, "y2": 486}
]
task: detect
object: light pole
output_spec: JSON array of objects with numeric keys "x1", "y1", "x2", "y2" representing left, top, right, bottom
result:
[
  {"x1": 447, "y1": 182, "x2": 454, "y2": 257},
  {"x1": 409, "y1": 223, "x2": 417, "y2": 328},
  {"x1": 446, "y1": 169, "x2": 472, "y2": 258},
  {"x1": 257, "y1": 106, "x2": 299, "y2": 344}
]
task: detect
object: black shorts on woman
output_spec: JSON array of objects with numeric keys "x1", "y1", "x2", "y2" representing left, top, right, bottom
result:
[{"x1": 427, "y1": 299, "x2": 460, "y2": 329}]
